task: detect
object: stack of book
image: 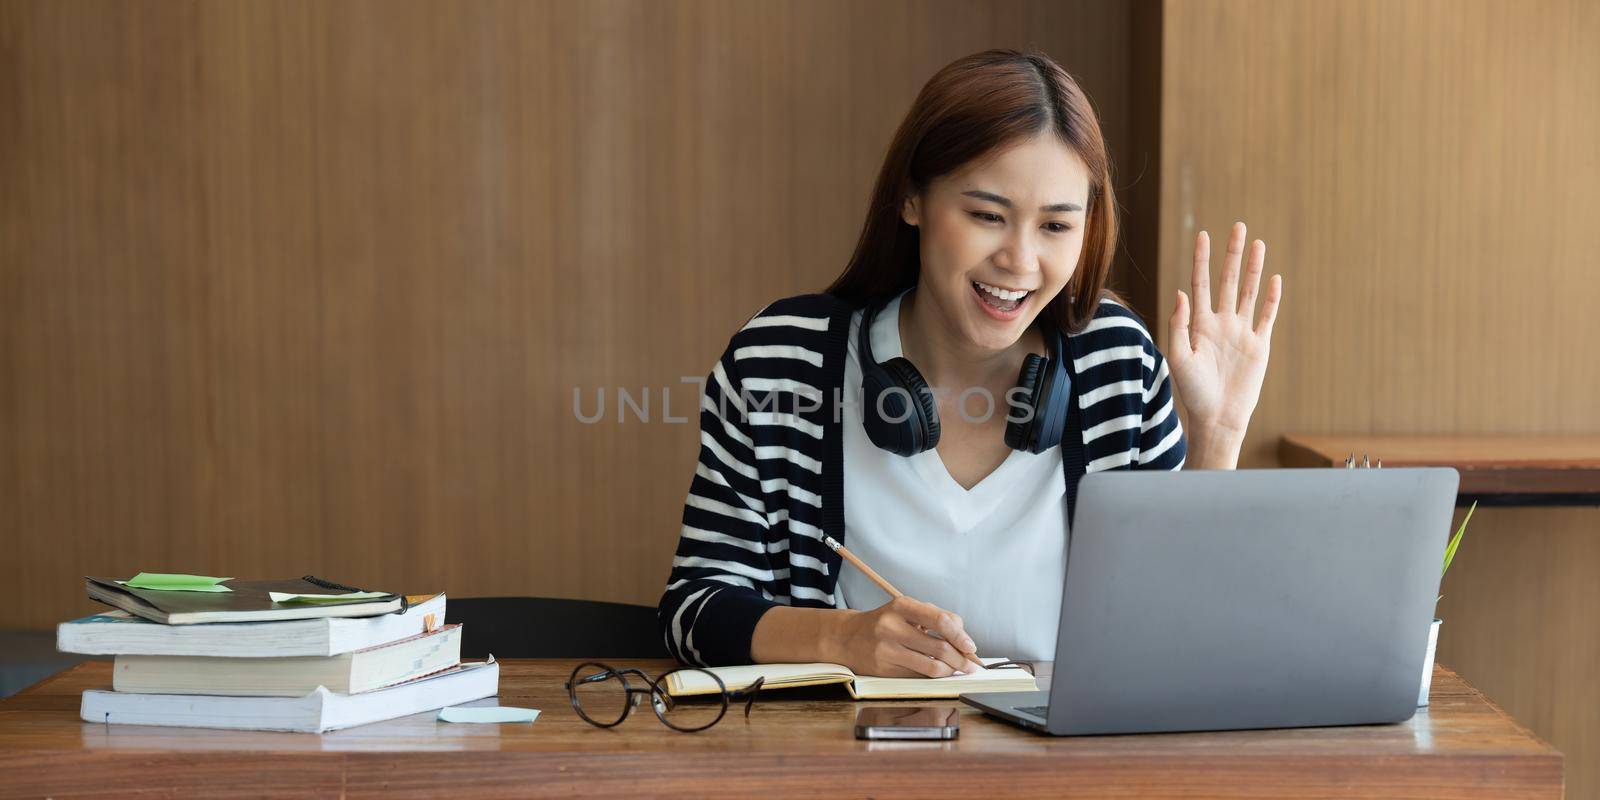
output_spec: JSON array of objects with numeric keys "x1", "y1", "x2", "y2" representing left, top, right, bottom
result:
[{"x1": 57, "y1": 575, "x2": 498, "y2": 733}]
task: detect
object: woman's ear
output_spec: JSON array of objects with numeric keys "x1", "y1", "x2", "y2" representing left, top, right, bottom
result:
[{"x1": 900, "y1": 193, "x2": 922, "y2": 227}]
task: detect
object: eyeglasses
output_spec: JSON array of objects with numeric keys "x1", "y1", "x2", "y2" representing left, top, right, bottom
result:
[{"x1": 563, "y1": 661, "x2": 765, "y2": 733}]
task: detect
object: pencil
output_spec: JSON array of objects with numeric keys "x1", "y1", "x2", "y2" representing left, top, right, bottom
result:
[
  {"x1": 822, "y1": 535, "x2": 982, "y2": 668},
  {"x1": 824, "y1": 535, "x2": 903, "y2": 598}
]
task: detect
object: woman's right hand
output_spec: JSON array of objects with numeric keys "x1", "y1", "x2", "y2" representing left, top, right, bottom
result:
[{"x1": 829, "y1": 596, "x2": 984, "y2": 678}]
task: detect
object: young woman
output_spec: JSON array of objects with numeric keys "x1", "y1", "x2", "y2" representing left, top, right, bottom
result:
[{"x1": 658, "y1": 49, "x2": 1283, "y2": 678}]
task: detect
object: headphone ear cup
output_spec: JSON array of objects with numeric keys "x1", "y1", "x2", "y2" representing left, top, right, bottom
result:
[
  {"x1": 1004, "y1": 354, "x2": 1047, "y2": 451},
  {"x1": 1030, "y1": 329, "x2": 1073, "y2": 454},
  {"x1": 862, "y1": 357, "x2": 939, "y2": 456},
  {"x1": 881, "y1": 357, "x2": 940, "y2": 451}
]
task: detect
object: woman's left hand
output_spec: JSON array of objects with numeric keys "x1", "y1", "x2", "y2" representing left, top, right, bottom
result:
[{"x1": 1168, "y1": 221, "x2": 1283, "y2": 468}]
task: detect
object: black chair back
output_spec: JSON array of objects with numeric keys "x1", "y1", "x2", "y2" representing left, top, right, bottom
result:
[{"x1": 443, "y1": 597, "x2": 670, "y2": 659}]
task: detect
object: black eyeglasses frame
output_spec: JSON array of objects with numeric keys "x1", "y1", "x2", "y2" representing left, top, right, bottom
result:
[{"x1": 563, "y1": 661, "x2": 765, "y2": 733}]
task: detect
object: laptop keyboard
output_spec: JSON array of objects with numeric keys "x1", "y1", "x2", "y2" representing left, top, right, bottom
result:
[{"x1": 1017, "y1": 705, "x2": 1049, "y2": 717}]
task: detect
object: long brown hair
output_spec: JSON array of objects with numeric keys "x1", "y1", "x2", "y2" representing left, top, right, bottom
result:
[{"x1": 825, "y1": 49, "x2": 1120, "y2": 334}]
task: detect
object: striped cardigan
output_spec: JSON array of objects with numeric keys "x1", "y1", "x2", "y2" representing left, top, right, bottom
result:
[{"x1": 658, "y1": 292, "x2": 1185, "y2": 667}]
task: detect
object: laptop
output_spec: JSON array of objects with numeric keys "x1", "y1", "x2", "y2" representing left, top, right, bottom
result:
[{"x1": 961, "y1": 467, "x2": 1458, "y2": 735}]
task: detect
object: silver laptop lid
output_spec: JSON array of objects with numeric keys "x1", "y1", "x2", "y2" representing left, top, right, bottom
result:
[{"x1": 1047, "y1": 467, "x2": 1458, "y2": 735}]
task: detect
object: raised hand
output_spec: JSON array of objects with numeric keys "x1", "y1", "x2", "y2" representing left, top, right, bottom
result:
[{"x1": 1168, "y1": 221, "x2": 1283, "y2": 467}]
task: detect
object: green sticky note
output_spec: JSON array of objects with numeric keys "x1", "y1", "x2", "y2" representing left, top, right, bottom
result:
[
  {"x1": 438, "y1": 706, "x2": 540, "y2": 724},
  {"x1": 268, "y1": 591, "x2": 391, "y2": 604},
  {"x1": 118, "y1": 573, "x2": 233, "y2": 593}
]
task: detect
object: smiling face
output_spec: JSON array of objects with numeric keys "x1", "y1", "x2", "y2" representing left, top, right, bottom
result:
[{"x1": 900, "y1": 133, "x2": 1091, "y2": 353}]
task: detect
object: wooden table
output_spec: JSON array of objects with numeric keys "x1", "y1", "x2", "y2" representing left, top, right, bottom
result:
[
  {"x1": 1280, "y1": 434, "x2": 1600, "y2": 506},
  {"x1": 0, "y1": 659, "x2": 1562, "y2": 798}
]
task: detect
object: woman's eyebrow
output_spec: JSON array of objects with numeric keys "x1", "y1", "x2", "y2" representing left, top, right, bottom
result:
[{"x1": 961, "y1": 189, "x2": 1082, "y2": 213}]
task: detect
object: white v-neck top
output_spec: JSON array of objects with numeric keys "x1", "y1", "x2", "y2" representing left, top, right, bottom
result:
[{"x1": 837, "y1": 290, "x2": 1069, "y2": 661}]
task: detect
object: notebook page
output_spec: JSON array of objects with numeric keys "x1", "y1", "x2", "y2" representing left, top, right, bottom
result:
[
  {"x1": 663, "y1": 662, "x2": 855, "y2": 696},
  {"x1": 850, "y1": 657, "x2": 1039, "y2": 698}
]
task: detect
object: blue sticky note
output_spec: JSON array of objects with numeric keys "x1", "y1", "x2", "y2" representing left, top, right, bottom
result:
[{"x1": 438, "y1": 706, "x2": 540, "y2": 724}]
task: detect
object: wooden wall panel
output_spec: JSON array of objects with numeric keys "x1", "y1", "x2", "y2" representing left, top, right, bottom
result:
[
  {"x1": 1158, "y1": 1, "x2": 1599, "y2": 796},
  {"x1": 0, "y1": 0, "x2": 1147, "y2": 629},
  {"x1": 1435, "y1": 507, "x2": 1598, "y2": 797}
]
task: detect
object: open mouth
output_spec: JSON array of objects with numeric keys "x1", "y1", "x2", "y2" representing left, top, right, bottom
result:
[{"x1": 972, "y1": 280, "x2": 1032, "y2": 313}]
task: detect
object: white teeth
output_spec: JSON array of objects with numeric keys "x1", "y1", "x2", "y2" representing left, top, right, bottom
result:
[{"x1": 974, "y1": 281, "x2": 1030, "y2": 301}]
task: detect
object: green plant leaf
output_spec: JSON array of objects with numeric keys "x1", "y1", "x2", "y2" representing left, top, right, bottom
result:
[{"x1": 1441, "y1": 500, "x2": 1477, "y2": 577}]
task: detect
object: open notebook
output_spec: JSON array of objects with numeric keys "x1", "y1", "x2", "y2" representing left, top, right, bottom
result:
[{"x1": 663, "y1": 657, "x2": 1038, "y2": 700}]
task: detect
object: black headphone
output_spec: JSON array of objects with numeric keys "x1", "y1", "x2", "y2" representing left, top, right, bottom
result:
[{"x1": 856, "y1": 297, "x2": 1073, "y2": 457}]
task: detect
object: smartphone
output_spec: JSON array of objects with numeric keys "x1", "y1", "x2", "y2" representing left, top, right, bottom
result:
[{"x1": 853, "y1": 706, "x2": 960, "y2": 740}]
